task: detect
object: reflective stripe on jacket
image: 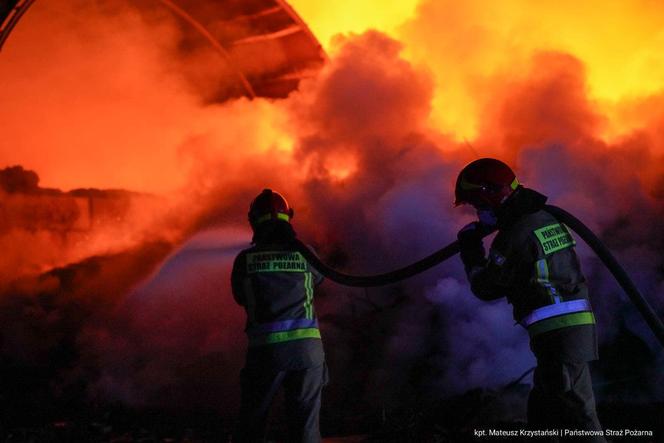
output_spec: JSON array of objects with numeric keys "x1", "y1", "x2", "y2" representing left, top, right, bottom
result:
[
  {"x1": 520, "y1": 298, "x2": 595, "y2": 338},
  {"x1": 466, "y1": 188, "x2": 598, "y2": 361},
  {"x1": 232, "y1": 244, "x2": 324, "y2": 347}
]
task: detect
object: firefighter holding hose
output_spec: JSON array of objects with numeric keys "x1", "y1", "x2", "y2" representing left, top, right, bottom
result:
[
  {"x1": 454, "y1": 158, "x2": 606, "y2": 441},
  {"x1": 231, "y1": 189, "x2": 327, "y2": 443}
]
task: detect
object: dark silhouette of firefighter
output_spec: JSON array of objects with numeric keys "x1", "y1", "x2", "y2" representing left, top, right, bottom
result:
[
  {"x1": 454, "y1": 158, "x2": 606, "y2": 442},
  {"x1": 231, "y1": 189, "x2": 327, "y2": 443}
]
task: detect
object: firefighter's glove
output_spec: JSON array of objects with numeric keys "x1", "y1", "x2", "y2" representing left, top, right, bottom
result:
[{"x1": 457, "y1": 222, "x2": 486, "y2": 269}]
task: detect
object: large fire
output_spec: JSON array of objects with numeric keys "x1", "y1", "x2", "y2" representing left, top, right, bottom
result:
[
  {"x1": 2, "y1": 0, "x2": 664, "y2": 190},
  {"x1": 296, "y1": 0, "x2": 664, "y2": 142},
  {"x1": 0, "y1": 0, "x2": 663, "y2": 436}
]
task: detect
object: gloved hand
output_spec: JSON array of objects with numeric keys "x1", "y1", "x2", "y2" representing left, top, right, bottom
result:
[{"x1": 457, "y1": 222, "x2": 487, "y2": 269}]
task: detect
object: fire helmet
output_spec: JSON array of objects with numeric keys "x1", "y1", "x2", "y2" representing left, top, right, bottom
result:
[
  {"x1": 248, "y1": 189, "x2": 294, "y2": 228},
  {"x1": 454, "y1": 158, "x2": 520, "y2": 208}
]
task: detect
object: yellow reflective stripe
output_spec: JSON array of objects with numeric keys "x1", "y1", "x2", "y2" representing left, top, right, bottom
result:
[
  {"x1": 249, "y1": 328, "x2": 321, "y2": 346},
  {"x1": 535, "y1": 258, "x2": 549, "y2": 284},
  {"x1": 527, "y1": 312, "x2": 595, "y2": 338},
  {"x1": 510, "y1": 177, "x2": 519, "y2": 190},
  {"x1": 535, "y1": 259, "x2": 558, "y2": 303},
  {"x1": 255, "y1": 213, "x2": 290, "y2": 224},
  {"x1": 304, "y1": 272, "x2": 314, "y2": 319},
  {"x1": 255, "y1": 213, "x2": 271, "y2": 224}
]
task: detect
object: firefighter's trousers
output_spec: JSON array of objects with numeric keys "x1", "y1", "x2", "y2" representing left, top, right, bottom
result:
[
  {"x1": 235, "y1": 363, "x2": 327, "y2": 443},
  {"x1": 528, "y1": 360, "x2": 606, "y2": 442}
]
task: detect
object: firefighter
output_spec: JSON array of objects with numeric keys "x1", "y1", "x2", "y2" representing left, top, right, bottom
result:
[
  {"x1": 454, "y1": 158, "x2": 606, "y2": 441},
  {"x1": 231, "y1": 189, "x2": 327, "y2": 443}
]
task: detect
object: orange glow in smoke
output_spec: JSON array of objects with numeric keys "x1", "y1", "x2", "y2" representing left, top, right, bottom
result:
[
  {"x1": 288, "y1": 0, "x2": 420, "y2": 51},
  {"x1": 1, "y1": 0, "x2": 664, "y2": 280},
  {"x1": 325, "y1": 153, "x2": 358, "y2": 182},
  {"x1": 2, "y1": 0, "x2": 664, "y2": 192},
  {"x1": 295, "y1": 0, "x2": 664, "y2": 141}
]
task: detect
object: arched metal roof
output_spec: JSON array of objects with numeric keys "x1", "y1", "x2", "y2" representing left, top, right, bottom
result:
[
  {"x1": 0, "y1": 0, "x2": 36, "y2": 50},
  {"x1": 0, "y1": 0, "x2": 326, "y2": 100}
]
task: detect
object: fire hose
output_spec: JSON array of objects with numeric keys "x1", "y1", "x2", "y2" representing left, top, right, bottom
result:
[{"x1": 294, "y1": 204, "x2": 664, "y2": 349}]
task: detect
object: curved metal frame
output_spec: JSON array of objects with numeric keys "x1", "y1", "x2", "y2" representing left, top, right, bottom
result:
[
  {"x1": 155, "y1": 0, "x2": 257, "y2": 99},
  {"x1": 275, "y1": 0, "x2": 327, "y2": 62},
  {"x1": 0, "y1": 0, "x2": 37, "y2": 51},
  {"x1": 0, "y1": 0, "x2": 325, "y2": 99},
  {"x1": 0, "y1": 1, "x2": 256, "y2": 98}
]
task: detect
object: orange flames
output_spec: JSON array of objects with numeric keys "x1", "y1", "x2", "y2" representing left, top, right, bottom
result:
[
  {"x1": 2, "y1": 0, "x2": 662, "y2": 186},
  {"x1": 299, "y1": 0, "x2": 664, "y2": 143},
  {"x1": 0, "y1": 0, "x2": 663, "y2": 278}
]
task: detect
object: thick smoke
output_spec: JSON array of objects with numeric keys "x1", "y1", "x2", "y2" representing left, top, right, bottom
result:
[
  {"x1": 398, "y1": 0, "x2": 664, "y2": 141},
  {"x1": 85, "y1": 29, "x2": 664, "y2": 417},
  {"x1": 0, "y1": 0, "x2": 663, "y2": 432}
]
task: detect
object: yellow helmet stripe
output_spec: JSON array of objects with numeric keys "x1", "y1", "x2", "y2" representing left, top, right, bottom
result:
[{"x1": 255, "y1": 212, "x2": 290, "y2": 224}]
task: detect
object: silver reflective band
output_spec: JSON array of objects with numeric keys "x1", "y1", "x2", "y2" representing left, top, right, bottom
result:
[{"x1": 520, "y1": 299, "x2": 591, "y2": 327}]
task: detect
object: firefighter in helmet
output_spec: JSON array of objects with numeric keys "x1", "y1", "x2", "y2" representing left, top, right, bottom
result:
[
  {"x1": 454, "y1": 159, "x2": 605, "y2": 441},
  {"x1": 231, "y1": 189, "x2": 327, "y2": 443}
]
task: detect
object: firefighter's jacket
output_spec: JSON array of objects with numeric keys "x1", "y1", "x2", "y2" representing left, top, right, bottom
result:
[
  {"x1": 232, "y1": 239, "x2": 325, "y2": 369},
  {"x1": 467, "y1": 187, "x2": 598, "y2": 362}
]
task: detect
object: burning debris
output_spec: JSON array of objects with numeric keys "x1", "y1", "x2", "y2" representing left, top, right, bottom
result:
[{"x1": 0, "y1": 165, "x2": 170, "y2": 282}]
